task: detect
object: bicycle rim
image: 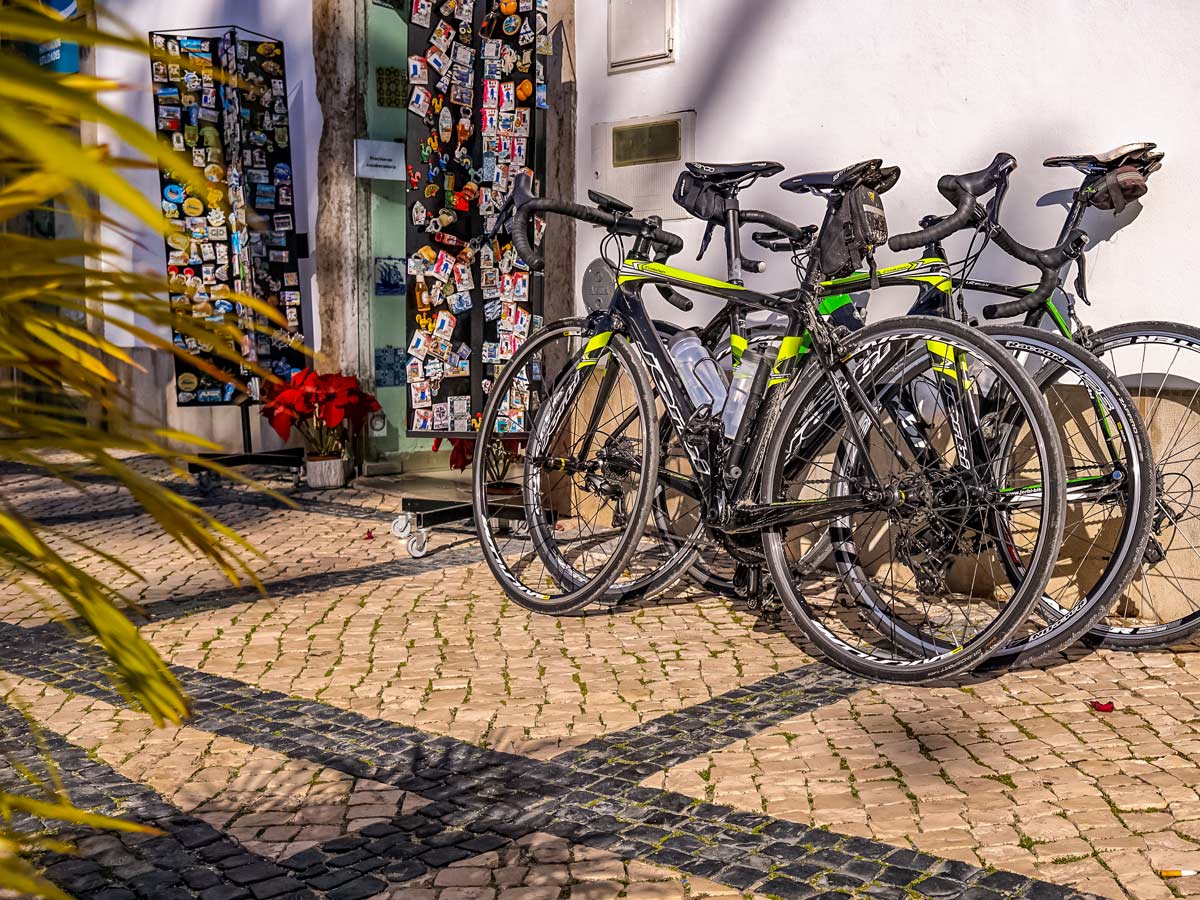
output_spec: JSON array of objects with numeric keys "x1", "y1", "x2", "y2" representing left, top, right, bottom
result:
[
  {"x1": 976, "y1": 325, "x2": 1153, "y2": 667},
  {"x1": 1085, "y1": 321, "x2": 1200, "y2": 648},
  {"x1": 472, "y1": 319, "x2": 659, "y2": 614}
]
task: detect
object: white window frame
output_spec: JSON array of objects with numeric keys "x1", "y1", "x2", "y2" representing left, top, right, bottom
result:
[{"x1": 607, "y1": 0, "x2": 675, "y2": 74}]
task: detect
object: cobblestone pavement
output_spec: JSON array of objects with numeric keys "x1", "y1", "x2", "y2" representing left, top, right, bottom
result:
[{"x1": 4, "y1": 461, "x2": 1200, "y2": 899}]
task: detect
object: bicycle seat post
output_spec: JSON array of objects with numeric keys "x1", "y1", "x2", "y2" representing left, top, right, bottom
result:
[
  {"x1": 1053, "y1": 175, "x2": 1094, "y2": 244},
  {"x1": 723, "y1": 190, "x2": 743, "y2": 285}
]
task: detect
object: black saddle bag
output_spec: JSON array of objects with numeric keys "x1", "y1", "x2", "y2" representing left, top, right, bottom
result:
[
  {"x1": 672, "y1": 171, "x2": 725, "y2": 222},
  {"x1": 819, "y1": 184, "x2": 889, "y2": 279},
  {"x1": 1086, "y1": 165, "x2": 1148, "y2": 213}
]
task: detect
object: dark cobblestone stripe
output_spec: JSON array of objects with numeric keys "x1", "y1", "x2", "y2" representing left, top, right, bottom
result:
[
  {"x1": 554, "y1": 666, "x2": 861, "y2": 775},
  {"x1": 0, "y1": 459, "x2": 135, "y2": 484},
  {"x1": 0, "y1": 623, "x2": 1098, "y2": 899},
  {"x1": 0, "y1": 703, "x2": 320, "y2": 900},
  {"x1": 22, "y1": 616, "x2": 854, "y2": 785},
  {"x1": 277, "y1": 811, "x2": 515, "y2": 896}
]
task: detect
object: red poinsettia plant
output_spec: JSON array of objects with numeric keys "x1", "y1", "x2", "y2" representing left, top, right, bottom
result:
[{"x1": 262, "y1": 369, "x2": 381, "y2": 458}]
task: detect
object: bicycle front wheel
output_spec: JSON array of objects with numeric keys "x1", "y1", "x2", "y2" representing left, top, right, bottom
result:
[
  {"x1": 472, "y1": 319, "x2": 660, "y2": 614},
  {"x1": 761, "y1": 317, "x2": 1067, "y2": 682}
]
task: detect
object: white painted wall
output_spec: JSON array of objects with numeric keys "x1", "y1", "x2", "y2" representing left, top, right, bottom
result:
[
  {"x1": 573, "y1": 0, "x2": 1199, "y2": 328},
  {"x1": 93, "y1": 1, "x2": 321, "y2": 447}
]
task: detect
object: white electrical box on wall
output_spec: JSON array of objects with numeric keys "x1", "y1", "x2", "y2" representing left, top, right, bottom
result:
[
  {"x1": 590, "y1": 110, "x2": 695, "y2": 220},
  {"x1": 608, "y1": 0, "x2": 675, "y2": 73}
]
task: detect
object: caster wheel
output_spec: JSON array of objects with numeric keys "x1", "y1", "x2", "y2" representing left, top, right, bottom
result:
[
  {"x1": 407, "y1": 531, "x2": 430, "y2": 558},
  {"x1": 196, "y1": 471, "x2": 218, "y2": 493},
  {"x1": 392, "y1": 515, "x2": 413, "y2": 539}
]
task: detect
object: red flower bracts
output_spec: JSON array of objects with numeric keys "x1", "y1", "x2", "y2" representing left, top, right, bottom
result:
[{"x1": 262, "y1": 369, "x2": 380, "y2": 457}]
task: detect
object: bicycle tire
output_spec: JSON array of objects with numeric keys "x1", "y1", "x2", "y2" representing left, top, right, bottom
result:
[
  {"x1": 1083, "y1": 320, "x2": 1200, "y2": 649},
  {"x1": 589, "y1": 320, "x2": 706, "y2": 605},
  {"x1": 761, "y1": 317, "x2": 1066, "y2": 682},
  {"x1": 472, "y1": 319, "x2": 660, "y2": 614}
]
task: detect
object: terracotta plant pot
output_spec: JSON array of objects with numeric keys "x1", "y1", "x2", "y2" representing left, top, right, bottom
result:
[{"x1": 305, "y1": 455, "x2": 346, "y2": 489}]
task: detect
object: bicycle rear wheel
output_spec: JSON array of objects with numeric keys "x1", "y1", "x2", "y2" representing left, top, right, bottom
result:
[
  {"x1": 1084, "y1": 321, "x2": 1200, "y2": 648},
  {"x1": 472, "y1": 319, "x2": 660, "y2": 614},
  {"x1": 761, "y1": 317, "x2": 1066, "y2": 682}
]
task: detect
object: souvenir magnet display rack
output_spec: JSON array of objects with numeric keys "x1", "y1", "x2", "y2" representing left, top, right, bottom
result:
[
  {"x1": 393, "y1": 0, "x2": 551, "y2": 556},
  {"x1": 403, "y1": 0, "x2": 550, "y2": 439},
  {"x1": 150, "y1": 27, "x2": 307, "y2": 480}
]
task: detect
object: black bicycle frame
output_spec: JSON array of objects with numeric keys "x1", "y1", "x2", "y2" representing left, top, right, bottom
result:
[
  {"x1": 575, "y1": 249, "x2": 964, "y2": 536},
  {"x1": 587, "y1": 269, "x2": 810, "y2": 530}
]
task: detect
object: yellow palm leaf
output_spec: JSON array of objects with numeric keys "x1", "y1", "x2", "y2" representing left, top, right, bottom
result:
[
  {"x1": 0, "y1": 797, "x2": 161, "y2": 836},
  {"x1": 0, "y1": 857, "x2": 72, "y2": 900},
  {"x1": 0, "y1": 11, "x2": 318, "y2": 895}
]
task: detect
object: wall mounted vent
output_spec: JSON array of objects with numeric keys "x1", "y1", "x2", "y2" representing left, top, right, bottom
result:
[{"x1": 590, "y1": 110, "x2": 695, "y2": 220}]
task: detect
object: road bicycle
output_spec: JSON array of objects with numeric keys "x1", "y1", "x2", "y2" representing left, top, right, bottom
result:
[
  {"x1": 471, "y1": 184, "x2": 759, "y2": 605},
  {"x1": 852, "y1": 143, "x2": 1195, "y2": 651},
  {"x1": 981, "y1": 144, "x2": 1200, "y2": 650},
  {"x1": 540, "y1": 151, "x2": 1153, "y2": 670},
  {"x1": 737, "y1": 154, "x2": 1154, "y2": 669},
  {"x1": 472, "y1": 164, "x2": 1068, "y2": 682},
  {"x1": 621, "y1": 155, "x2": 1151, "y2": 668}
]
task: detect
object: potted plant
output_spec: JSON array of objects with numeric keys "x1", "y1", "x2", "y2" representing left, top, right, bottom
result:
[{"x1": 262, "y1": 369, "x2": 381, "y2": 488}]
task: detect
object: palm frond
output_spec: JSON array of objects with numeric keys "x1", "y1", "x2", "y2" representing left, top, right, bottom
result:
[{"x1": 0, "y1": 8, "x2": 311, "y2": 897}]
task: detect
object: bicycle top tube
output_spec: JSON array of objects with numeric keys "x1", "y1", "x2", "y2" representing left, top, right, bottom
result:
[{"x1": 615, "y1": 256, "x2": 811, "y2": 317}]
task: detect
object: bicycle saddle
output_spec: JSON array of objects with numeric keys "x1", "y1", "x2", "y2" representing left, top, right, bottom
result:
[
  {"x1": 1044, "y1": 142, "x2": 1160, "y2": 172},
  {"x1": 684, "y1": 160, "x2": 785, "y2": 184},
  {"x1": 781, "y1": 159, "x2": 900, "y2": 195}
]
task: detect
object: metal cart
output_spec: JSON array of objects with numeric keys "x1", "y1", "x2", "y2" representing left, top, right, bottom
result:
[{"x1": 391, "y1": 482, "x2": 534, "y2": 558}]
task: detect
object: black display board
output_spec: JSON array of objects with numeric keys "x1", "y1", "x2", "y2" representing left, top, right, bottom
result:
[
  {"x1": 403, "y1": 0, "x2": 549, "y2": 438},
  {"x1": 150, "y1": 28, "x2": 307, "y2": 408}
]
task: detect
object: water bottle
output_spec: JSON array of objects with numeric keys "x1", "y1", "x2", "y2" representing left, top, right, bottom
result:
[
  {"x1": 722, "y1": 348, "x2": 765, "y2": 438},
  {"x1": 667, "y1": 330, "x2": 728, "y2": 414}
]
